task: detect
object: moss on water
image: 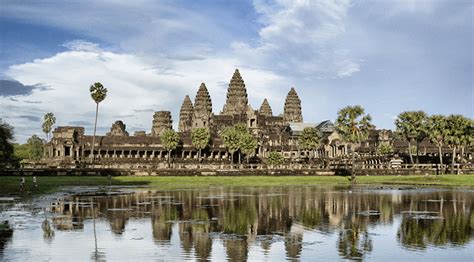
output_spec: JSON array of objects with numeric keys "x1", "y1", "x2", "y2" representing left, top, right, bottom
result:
[{"x1": 0, "y1": 174, "x2": 473, "y2": 196}]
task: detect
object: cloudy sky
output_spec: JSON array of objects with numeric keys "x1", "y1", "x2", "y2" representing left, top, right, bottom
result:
[{"x1": 0, "y1": 0, "x2": 472, "y2": 142}]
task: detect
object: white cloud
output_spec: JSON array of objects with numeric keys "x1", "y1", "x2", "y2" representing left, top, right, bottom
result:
[
  {"x1": 232, "y1": 0, "x2": 358, "y2": 78},
  {"x1": 61, "y1": 40, "x2": 102, "y2": 52},
  {"x1": 2, "y1": 44, "x2": 288, "y2": 142}
]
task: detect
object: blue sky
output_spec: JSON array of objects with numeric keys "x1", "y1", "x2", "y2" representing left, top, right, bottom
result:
[{"x1": 0, "y1": 0, "x2": 472, "y2": 142}]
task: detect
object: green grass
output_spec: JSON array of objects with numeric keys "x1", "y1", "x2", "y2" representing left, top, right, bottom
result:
[{"x1": 0, "y1": 175, "x2": 473, "y2": 196}]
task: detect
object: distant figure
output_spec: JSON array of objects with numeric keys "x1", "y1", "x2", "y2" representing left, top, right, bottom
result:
[
  {"x1": 20, "y1": 176, "x2": 25, "y2": 192},
  {"x1": 107, "y1": 174, "x2": 112, "y2": 186},
  {"x1": 33, "y1": 176, "x2": 38, "y2": 188}
]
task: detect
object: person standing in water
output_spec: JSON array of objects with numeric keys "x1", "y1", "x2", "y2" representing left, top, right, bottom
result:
[{"x1": 20, "y1": 176, "x2": 25, "y2": 193}]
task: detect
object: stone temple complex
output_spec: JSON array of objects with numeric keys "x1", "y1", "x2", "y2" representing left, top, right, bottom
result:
[{"x1": 45, "y1": 69, "x2": 470, "y2": 168}]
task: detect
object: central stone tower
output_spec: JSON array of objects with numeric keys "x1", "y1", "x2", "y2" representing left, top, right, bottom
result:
[
  {"x1": 222, "y1": 69, "x2": 248, "y2": 115},
  {"x1": 283, "y1": 87, "x2": 303, "y2": 123}
]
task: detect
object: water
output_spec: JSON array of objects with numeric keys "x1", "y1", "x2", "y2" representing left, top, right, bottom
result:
[{"x1": 1, "y1": 186, "x2": 473, "y2": 261}]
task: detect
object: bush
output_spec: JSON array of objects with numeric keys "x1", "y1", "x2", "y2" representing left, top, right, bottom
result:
[{"x1": 267, "y1": 151, "x2": 283, "y2": 168}]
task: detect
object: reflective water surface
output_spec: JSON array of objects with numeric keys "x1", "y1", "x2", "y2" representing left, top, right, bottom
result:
[{"x1": 1, "y1": 186, "x2": 473, "y2": 261}]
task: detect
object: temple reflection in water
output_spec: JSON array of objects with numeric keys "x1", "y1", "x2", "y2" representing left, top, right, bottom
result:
[{"x1": 47, "y1": 187, "x2": 473, "y2": 261}]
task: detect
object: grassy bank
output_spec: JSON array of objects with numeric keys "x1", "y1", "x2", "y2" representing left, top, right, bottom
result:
[{"x1": 0, "y1": 175, "x2": 473, "y2": 195}]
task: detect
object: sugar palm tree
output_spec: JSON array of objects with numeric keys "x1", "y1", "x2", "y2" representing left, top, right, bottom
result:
[
  {"x1": 240, "y1": 132, "x2": 258, "y2": 164},
  {"x1": 89, "y1": 82, "x2": 108, "y2": 160},
  {"x1": 427, "y1": 115, "x2": 449, "y2": 169},
  {"x1": 160, "y1": 129, "x2": 180, "y2": 168},
  {"x1": 394, "y1": 111, "x2": 427, "y2": 165},
  {"x1": 335, "y1": 105, "x2": 373, "y2": 182},
  {"x1": 446, "y1": 114, "x2": 471, "y2": 173},
  {"x1": 42, "y1": 112, "x2": 56, "y2": 141},
  {"x1": 298, "y1": 127, "x2": 321, "y2": 160},
  {"x1": 459, "y1": 120, "x2": 474, "y2": 164},
  {"x1": 220, "y1": 127, "x2": 240, "y2": 167},
  {"x1": 191, "y1": 127, "x2": 210, "y2": 164}
]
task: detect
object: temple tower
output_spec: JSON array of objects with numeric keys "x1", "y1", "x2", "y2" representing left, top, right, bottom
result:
[
  {"x1": 107, "y1": 120, "x2": 129, "y2": 136},
  {"x1": 259, "y1": 99, "x2": 273, "y2": 117},
  {"x1": 192, "y1": 83, "x2": 212, "y2": 129},
  {"x1": 283, "y1": 87, "x2": 303, "y2": 123},
  {"x1": 178, "y1": 95, "x2": 194, "y2": 132},
  {"x1": 222, "y1": 69, "x2": 248, "y2": 115},
  {"x1": 151, "y1": 111, "x2": 172, "y2": 136}
]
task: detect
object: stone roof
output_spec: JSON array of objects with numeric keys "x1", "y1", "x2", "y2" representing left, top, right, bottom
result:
[
  {"x1": 259, "y1": 98, "x2": 273, "y2": 117},
  {"x1": 315, "y1": 120, "x2": 335, "y2": 133},
  {"x1": 107, "y1": 120, "x2": 129, "y2": 137}
]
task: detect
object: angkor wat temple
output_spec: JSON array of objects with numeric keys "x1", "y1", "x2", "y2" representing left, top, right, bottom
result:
[{"x1": 45, "y1": 69, "x2": 469, "y2": 168}]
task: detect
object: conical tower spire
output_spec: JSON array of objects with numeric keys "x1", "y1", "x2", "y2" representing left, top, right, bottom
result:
[
  {"x1": 179, "y1": 95, "x2": 194, "y2": 132},
  {"x1": 283, "y1": 87, "x2": 303, "y2": 123},
  {"x1": 192, "y1": 83, "x2": 212, "y2": 128},
  {"x1": 259, "y1": 98, "x2": 273, "y2": 117},
  {"x1": 222, "y1": 69, "x2": 248, "y2": 115}
]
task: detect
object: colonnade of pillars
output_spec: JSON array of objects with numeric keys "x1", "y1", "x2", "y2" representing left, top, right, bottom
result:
[
  {"x1": 79, "y1": 149, "x2": 230, "y2": 160},
  {"x1": 317, "y1": 145, "x2": 347, "y2": 158}
]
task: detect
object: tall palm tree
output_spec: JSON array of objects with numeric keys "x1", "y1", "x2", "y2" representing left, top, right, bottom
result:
[
  {"x1": 89, "y1": 82, "x2": 108, "y2": 160},
  {"x1": 335, "y1": 105, "x2": 373, "y2": 182},
  {"x1": 394, "y1": 111, "x2": 427, "y2": 165},
  {"x1": 191, "y1": 127, "x2": 210, "y2": 165},
  {"x1": 160, "y1": 129, "x2": 180, "y2": 168},
  {"x1": 42, "y1": 112, "x2": 56, "y2": 141},
  {"x1": 298, "y1": 127, "x2": 321, "y2": 160},
  {"x1": 240, "y1": 132, "x2": 258, "y2": 164},
  {"x1": 446, "y1": 114, "x2": 471, "y2": 173},
  {"x1": 426, "y1": 115, "x2": 448, "y2": 170}
]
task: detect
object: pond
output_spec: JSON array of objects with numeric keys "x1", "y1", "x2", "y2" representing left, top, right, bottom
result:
[{"x1": 0, "y1": 186, "x2": 473, "y2": 261}]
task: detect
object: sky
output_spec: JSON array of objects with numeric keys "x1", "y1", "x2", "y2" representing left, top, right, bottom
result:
[{"x1": 0, "y1": 0, "x2": 472, "y2": 143}]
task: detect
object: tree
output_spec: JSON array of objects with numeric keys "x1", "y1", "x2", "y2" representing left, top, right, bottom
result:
[
  {"x1": 426, "y1": 115, "x2": 449, "y2": 168},
  {"x1": 446, "y1": 115, "x2": 471, "y2": 173},
  {"x1": 377, "y1": 142, "x2": 393, "y2": 156},
  {"x1": 234, "y1": 123, "x2": 248, "y2": 164},
  {"x1": 89, "y1": 82, "x2": 108, "y2": 160},
  {"x1": 26, "y1": 135, "x2": 44, "y2": 161},
  {"x1": 394, "y1": 111, "x2": 427, "y2": 165},
  {"x1": 298, "y1": 127, "x2": 321, "y2": 160},
  {"x1": 160, "y1": 129, "x2": 180, "y2": 167},
  {"x1": 13, "y1": 135, "x2": 45, "y2": 165},
  {"x1": 459, "y1": 120, "x2": 474, "y2": 163},
  {"x1": 267, "y1": 151, "x2": 283, "y2": 168},
  {"x1": 42, "y1": 112, "x2": 56, "y2": 141},
  {"x1": 191, "y1": 128, "x2": 210, "y2": 164},
  {"x1": 0, "y1": 120, "x2": 15, "y2": 165},
  {"x1": 240, "y1": 132, "x2": 258, "y2": 164},
  {"x1": 335, "y1": 105, "x2": 373, "y2": 182},
  {"x1": 220, "y1": 127, "x2": 241, "y2": 167}
]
